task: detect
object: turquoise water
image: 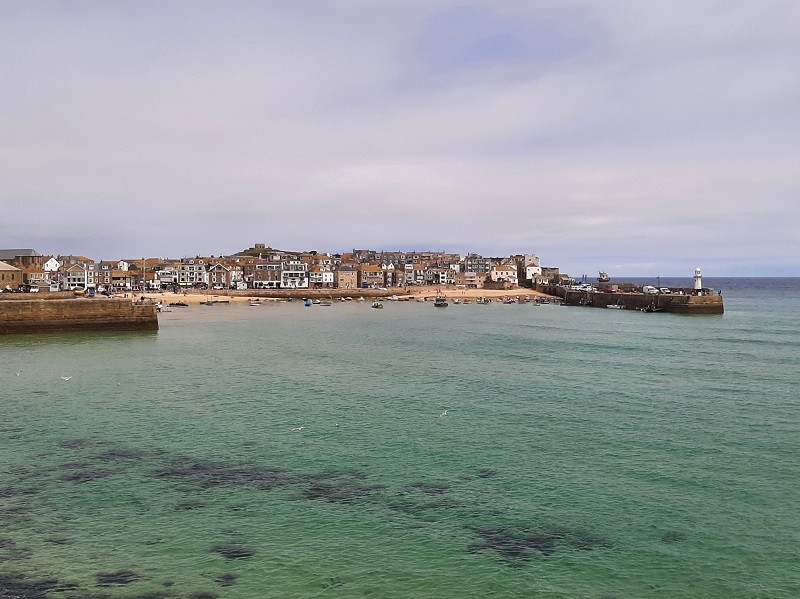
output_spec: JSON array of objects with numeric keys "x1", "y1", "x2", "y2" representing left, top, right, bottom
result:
[{"x1": 2, "y1": 279, "x2": 799, "y2": 598}]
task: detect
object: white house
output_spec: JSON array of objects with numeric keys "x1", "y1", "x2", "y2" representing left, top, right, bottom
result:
[
  {"x1": 523, "y1": 254, "x2": 542, "y2": 280},
  {"x1": 63, "y1": 263, "x2": 88, "y2": 290},
  {"x1": 43, "y1": 257, "x2": 61, "y2": 272},
  {"x1": 281, "y1": 260, "x2": 309, "y2": 288},
  {"x1": 178, "y1": 259, "x2": 208, "y2": 287},
  {"x1": 490, "y1": 264, "x2": 518, "y2": 286}
]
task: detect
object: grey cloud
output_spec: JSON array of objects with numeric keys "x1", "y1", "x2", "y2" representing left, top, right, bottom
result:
[{"x1": 1, "y1": 1, "x2": 798, "y2": 275}]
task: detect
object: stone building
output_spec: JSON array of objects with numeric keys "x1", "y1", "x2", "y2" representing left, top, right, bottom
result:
[{"x1": 0, "y1": 261, "x2": 23, "y2": 289}]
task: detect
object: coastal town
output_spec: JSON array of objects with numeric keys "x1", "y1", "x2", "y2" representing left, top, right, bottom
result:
[
  {"x1": 0, "y1": 245, "x2": 724, "y2": 332},
  {"x1": 0, "y1": 244, "x2": 557, "y2": 294}
]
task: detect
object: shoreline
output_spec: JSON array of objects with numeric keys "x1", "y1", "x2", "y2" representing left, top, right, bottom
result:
[{"x1": 143, "y1": 287, "x2": 553, "y2": 306}]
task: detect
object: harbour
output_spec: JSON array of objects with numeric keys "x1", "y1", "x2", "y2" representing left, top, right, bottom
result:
[{"x1": 1, "y1": 278, "x2": 797, "y2": 598}]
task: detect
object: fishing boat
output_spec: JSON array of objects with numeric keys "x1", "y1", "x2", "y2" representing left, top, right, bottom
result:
[
  {"x1": 371, "y1": 301, "x2": 383, "y2": 309},
  {"x1": 452, "y1": 298, "x2": 461, "y2": 304},
  {"x1": 475, "y1": 297, "x2": 491, "y2": 304},
  {"x1": 433, "y1": 296, "x2": 448, "y2": 307},
  {"x1": 598, "y1": 271, "x2": 611, "y2": 283},
  {"x1": 249, "y1": 299, "x2": 261, "y2": 306},
  {"x1": 304, "y1": 298, "x2": 313, "y2": 307}
]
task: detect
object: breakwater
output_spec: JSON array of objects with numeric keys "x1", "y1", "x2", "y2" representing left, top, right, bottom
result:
[
  {"x1": 536, "y1": 286, "x2": 724, "y2": 314},
  {"x1": 0, "y1": 297, "x2": 158, "y2": 334}
]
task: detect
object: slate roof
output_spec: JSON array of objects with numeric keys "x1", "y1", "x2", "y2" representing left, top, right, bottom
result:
[{"x1": 0, "y1": 249, "x2": 42, "y2": 260}]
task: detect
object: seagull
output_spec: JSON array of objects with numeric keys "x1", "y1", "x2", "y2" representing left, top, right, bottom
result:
[
  {"x1": 15, "y1": 371, "x2": 20, "y2": 376},
  {"x1": 439, "y1": 410, "x2": 448, "y2": 418},
  {"x1": 61, "y1": 376, "x2": 72, "y2": 381},
  {"x1": 291, "y1": 426, "x2": 305, "y2": 432}
]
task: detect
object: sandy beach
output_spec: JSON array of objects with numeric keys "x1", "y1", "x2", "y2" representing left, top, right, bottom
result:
[{"x1": 142, "y1": 287, "x2": 553, "y2": 306}]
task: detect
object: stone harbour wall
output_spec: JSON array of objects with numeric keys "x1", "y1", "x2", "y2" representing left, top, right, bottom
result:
[
  {"x1": 0, "y1": 298, "x2": 158, "y2": 334},
  {"x1": 535, "y1": 285, "x2": 724, "y2": 314}
]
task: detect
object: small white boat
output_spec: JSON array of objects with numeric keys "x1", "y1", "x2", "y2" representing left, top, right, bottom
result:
[
  {"x1": 452, "y1": 298, "x2": 461, "y2": 304},
  {"x1": 357, "y1": 296, "x2": 365, "y2": 302},
  {"x1": 606, "y1": 304, "x2": 625, "y2": 309},
  {"x1": 371, "y1": 301, "x2": 383, "y2": 309},
  {"x1": 319, "y1": 301, "x2": 332, "y2": 306},
  {"x1": 250, "y1": 299, "x2": 261, "y2": 306}
]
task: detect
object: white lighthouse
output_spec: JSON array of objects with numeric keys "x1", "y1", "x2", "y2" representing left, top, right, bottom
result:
[{"x1": 693, "y1": 267, "x2": 703, "y2": 295}]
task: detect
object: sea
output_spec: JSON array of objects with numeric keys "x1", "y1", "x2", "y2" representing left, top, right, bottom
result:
[{"x1": 1, "y1": 277, "x2": 798, "y2": 599}]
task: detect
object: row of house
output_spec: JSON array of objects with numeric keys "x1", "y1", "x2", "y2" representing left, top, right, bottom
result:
[{"x1": 0, "y1": 246, "x2": 562, "y2": 292}]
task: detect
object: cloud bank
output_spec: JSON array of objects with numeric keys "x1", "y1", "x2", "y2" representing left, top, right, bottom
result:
[{"x1": 2, "y1": 1, "x2": 798, "y2": 275}]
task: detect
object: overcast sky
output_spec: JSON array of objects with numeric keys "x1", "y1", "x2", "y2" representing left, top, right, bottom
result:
[{"x1": 2, "y1": 1, "x2": 798, "y2": 275}]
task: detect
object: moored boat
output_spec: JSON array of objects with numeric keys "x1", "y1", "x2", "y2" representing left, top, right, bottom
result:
[{"x1": 371, "y1": 301, "x2": 383, "y2": 309}]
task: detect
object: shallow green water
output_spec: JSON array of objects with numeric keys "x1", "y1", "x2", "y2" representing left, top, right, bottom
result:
[{"x1": 2, "y1": 281, "x2": 799, "y2": 598}]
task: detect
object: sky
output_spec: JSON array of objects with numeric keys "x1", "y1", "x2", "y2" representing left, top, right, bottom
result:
[{"x1": 2, "y1": 1, "x2": 799, "y2": 276}]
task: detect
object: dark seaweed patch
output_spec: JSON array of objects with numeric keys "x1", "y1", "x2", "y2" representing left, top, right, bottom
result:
[
  {"x1": 0, "y1": 573, "x2": 77, "y2": 598},
  {"x1": 175, "y1": 500, "x2": 206, "y2": 511},
  {"x1": 0, "y1": 538, "x2": 32, "y2": 562},
  {"x1": 0, "y1": 486, "x2": 39, "y2": 498},
  {"x1": 157, "y1": 458, "x2": 375, "y2": 506},
  {"x1": 215, "y1": 573, "x2": 236, "y2": 587},
  {"x1": 478, "y1": 469, "x2": 498, "y2": 478},
  {"x1": 301, "y1": 480, "x2": 386, "y2": 504},
  {"x1": 212, "y1": 542, "x2": 254, "y2": 559},
  {"x1": 96, "y1": 570, "x2": 140, "y2": 586},
  {"x1": 468, "y1": 525, "x2": 612, "y2": 565},
  {"x1": 157, "y1": 459, "x2": 298, "y2": 490},
  {"x1": 660, "y1": 531, "x2": 687, "y2": 543},
  {"x1": 59, "y1": 469, "x2": 115, "y2": 484},
  {"x1": 46, "y1": 537, "x2": 71, "y2": 545},
  {"x1": 404, "y1": 482, "x2": 451, "y2": 495},
  {"x1": 322, "y1": 576, "x2": 344, "y2": 588},
  {"x1": 0, "y1": 505, "x2": 30, "y2": 521}
]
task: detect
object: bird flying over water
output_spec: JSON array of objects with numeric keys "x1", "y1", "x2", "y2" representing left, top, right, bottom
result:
[
  {"x1": 291, "y1": 426, "x2": 305, "y2": 432},
  {"x1": 61, "y1": 376, "x2": 72, "y2": 381},
  {"x1": 439, "y1": 410, "x2": 448, "y2": 417}
]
